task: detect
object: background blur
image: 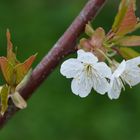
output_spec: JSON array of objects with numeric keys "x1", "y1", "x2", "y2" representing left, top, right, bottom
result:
[{"x1": 0, "y1": 0, "x2": 140, "y2": 140}]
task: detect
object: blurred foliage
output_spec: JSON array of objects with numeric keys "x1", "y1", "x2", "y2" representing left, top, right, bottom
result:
[{"x1": 0, "y1": 0, "x2": 140, "y2": 140}]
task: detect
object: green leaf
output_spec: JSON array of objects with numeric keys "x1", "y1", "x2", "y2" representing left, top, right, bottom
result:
[
  {"x1": 6, "y1": 29, "x2": 19, "y2": 65},
  {"x1": 118, "y1": 36, "x2": 140, "y2": 46},
  {"x1": 11, "y1": 91, "x2": 27, "y2": 109},
  {"x1": 119, "y1": 47, "x2": 140, "y2": 59},
  {"x1": 16, "y1": 69, "x2": 32, "y2": 91},
  {"x1": 0, "y1": 57, "x2": 14, "y2": 85},
  {"x1": 112, "y1": 0, "x2": 130, "y2": 31},
  {"x1": 85, "y1": 23, "x2": 94, "y2": 37},
  {"x1": 0, "y1": 85, "x2": 9, "y2": 115},
  {"x1": 14, "y1": 54, "x2": 36, "y2": 85},
  {"x1": 134, "y1": 22, "x2": 140, "y2": 30},
  {"x1": 112, "y1": 0, "x2": 138, "y2": 36}
]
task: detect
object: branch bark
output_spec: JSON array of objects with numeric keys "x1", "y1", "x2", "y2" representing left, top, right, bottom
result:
[{"x1": 0, "y1": 0, "x2": 106, "y2": 128}]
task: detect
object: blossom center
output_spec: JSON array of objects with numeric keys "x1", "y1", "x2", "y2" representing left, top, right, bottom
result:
[{"x1": 84, "y1": 64, "x2": 93, "y2": 77}]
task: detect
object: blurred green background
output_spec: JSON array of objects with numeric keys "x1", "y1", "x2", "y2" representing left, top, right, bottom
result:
[{"x1": 0, "y1": 0, "x2": 140, "y2": 140}]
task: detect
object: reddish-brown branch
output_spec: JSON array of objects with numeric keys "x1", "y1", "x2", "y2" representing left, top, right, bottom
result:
[{"x1": 0, "y1": 0, "x2": 106, "y2": 128}]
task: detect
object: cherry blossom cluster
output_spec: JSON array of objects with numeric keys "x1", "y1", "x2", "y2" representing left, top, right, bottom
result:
[
  {"x1": 60, "y1": 49, "x2": 140, "y2": 99},
  {"x1": 60, "y1": 0, "x2": 140, "y2": 99}
]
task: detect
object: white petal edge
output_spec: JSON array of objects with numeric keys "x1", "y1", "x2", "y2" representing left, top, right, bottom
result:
[
  {"x1": 123, "y1": 66, "x2": 140, "y2": 86},
  {"x1": 71, "y1": 73, "x2": 93, "y2": 98},
  {"x1": 77, "y1": 49, "x2": 98, "y2": 64},
  {"x1": 108, "y1": 77, "x2": 122, "y2": 100},
  {"x1": 92, "y1": 76, "x2": 110, "y2": 95},
  {"x1": 113, "y1": 60, "x2": 126, "y2": 78},
  {"x1": 60, "y1": 58, "x2": 84, "y2": 78},
  {"x1": 94, "y1": 62, "x2": 112, "y2": 78},
  {"x1": 126, "y1": 56, "x2": 140, "y2": 66}
]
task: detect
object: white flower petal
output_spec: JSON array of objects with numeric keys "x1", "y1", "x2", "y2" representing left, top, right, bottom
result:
[
  {"x1": 123, "y1": 66, "x2": 140, "y2": 86},
  {"x1": 93, "y1": 76, "x2": 110, "y2": 95},
  {"x1": 71, "y1": 72, "x2": 93, "y2": 98},
  {"x1": 108, "y1": 77, "x2": 122, "y2": 100},
  {"x1": 77, "y1": 49, "x2": 98, "y2": 64},
  {"x1": 126, "y1": 56, "x2": 140, "y2": 66},
  {"x1": 60, "y1": 58, "x2": 84, "y2": 78},
  {"x1": 94, "y1": 62, "x2": 112, "y2": 78},
  {"x1": 113, "y1": 60, "x2": 126, "y2": 78}
]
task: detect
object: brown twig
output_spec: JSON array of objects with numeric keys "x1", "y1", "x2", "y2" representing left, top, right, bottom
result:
[{"x1": 0, "y1": 0, "x2": 106, "y2": 128}]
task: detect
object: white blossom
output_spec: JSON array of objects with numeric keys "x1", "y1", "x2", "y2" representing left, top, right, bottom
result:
[
  {"x1": 60, "y1": 49, "x2": 111, "y2": 97},
  {"x1": 108, "y1": 57, "x2": 140, "y2": 99}
]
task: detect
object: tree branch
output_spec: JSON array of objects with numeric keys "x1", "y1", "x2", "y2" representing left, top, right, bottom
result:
[{"x1": 0, "y1": 0, "x2": 106, "y2": 128}]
